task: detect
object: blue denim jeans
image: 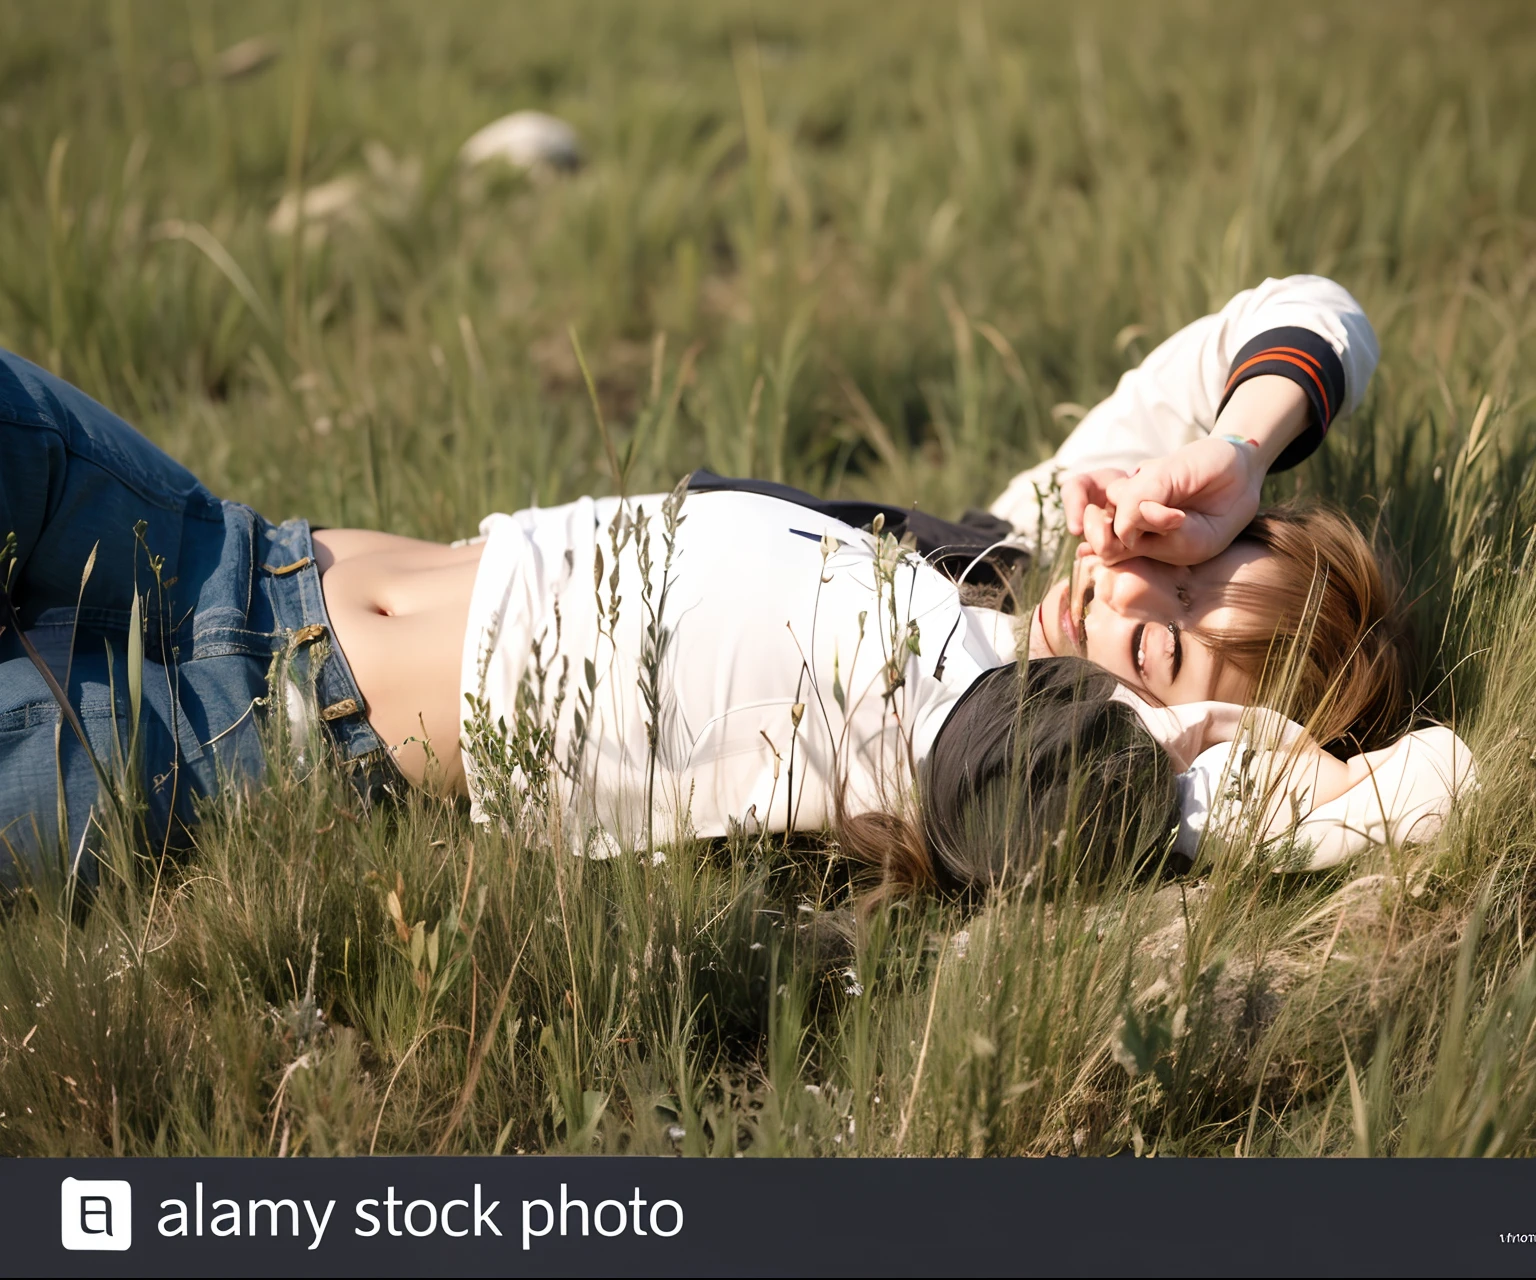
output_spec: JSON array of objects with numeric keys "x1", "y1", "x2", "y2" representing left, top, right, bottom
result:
[{"x1": 0, "y1": 349, "x2": 394, "y2": 888}]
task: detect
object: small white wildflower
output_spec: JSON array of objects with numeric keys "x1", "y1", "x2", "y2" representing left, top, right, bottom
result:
[
  {"x1": 666, "y1": 1124, "x2": 686, "y2": 1142},
  {"x1": 842, "y1": 967, "x2": 865, "y2": 997},
  {"x1": 804, "y1": 1084, "x2": 821, "y2": 1096},
  {"x1": 949, "y1": 929, "x2": 970, "y2": 960},
  {"x1": 586, "y1": 828, "x2": 624, "y2": 860}
]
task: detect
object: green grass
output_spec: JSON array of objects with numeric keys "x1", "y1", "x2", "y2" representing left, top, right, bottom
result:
[{"x1": 2, "y1": 0, "x2": 1536, "y2": 1157}]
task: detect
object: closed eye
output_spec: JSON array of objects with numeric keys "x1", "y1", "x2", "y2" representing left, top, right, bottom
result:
[
  {"x1": 1131, "y1": 622, "x2": 1146, "y2": 678},
  {"x1": 1169, "y1": 622, "x2": 1183, "y2": 682}
]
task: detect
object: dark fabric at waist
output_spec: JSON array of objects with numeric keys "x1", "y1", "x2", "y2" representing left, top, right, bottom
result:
[{"x1": 686, "y1": 468, "x2": 1029, "y2": 585}]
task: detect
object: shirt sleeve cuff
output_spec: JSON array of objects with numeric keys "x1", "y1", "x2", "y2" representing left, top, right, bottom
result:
[{"x1": 1216, "y1": 325, "x2": 1347, "y2": 471}]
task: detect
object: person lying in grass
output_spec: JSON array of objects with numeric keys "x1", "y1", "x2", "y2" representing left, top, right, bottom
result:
[{"x1": 0, "y1": 275, "x2": 1473, "y2": 899}]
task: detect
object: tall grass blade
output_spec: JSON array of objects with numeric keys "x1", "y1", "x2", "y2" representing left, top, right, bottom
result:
[{"x1": 126, "y1": 588, "x2": 143, "y2": 771}]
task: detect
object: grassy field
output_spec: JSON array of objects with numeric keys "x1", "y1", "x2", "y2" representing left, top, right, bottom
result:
[{"x1": 2, "y1": 0, "x2": 1536, "y2": 1157}]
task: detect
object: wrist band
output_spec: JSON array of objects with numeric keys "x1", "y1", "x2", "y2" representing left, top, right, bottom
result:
[{"x1": 1218, "y1": 433, "x2": 1260, "y2": 448}]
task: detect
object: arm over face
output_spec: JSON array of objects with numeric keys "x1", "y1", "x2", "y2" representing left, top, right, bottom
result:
[{"x1": 990, "y1": 275, "x2": 1379, "y2": 560}]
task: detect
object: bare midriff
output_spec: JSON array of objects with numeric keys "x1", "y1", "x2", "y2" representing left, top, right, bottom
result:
[{"x1": 311, "y1": 528, "x2": 483, "y2": 794}]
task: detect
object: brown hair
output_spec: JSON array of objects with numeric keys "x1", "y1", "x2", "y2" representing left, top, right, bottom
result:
[
  {"x1": 1198, "y1": 503, "x2": 1412, "y2": 752},
  {"x1": 841, "y1": 658, "x2": 1180, "y2": 910}
]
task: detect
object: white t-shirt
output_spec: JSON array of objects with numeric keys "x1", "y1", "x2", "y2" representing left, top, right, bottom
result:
[{"x1": 459, "y1": 490, "x2": 1013, "y2": 849}]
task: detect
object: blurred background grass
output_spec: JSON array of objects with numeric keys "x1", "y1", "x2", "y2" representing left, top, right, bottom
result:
[{"x1": 1, "y1": 0, "x2": 1535, "y2": 1157}]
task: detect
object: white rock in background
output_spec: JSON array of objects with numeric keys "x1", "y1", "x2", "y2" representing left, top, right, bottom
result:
[
  {"x1": 458, "y1": 111, "x2": 582, "y2": 172},
  {"x1": 266, "y1": 143, "x2": 421, "y2": 238},
  {"x1": 267, "y1": 175, "x2": 366, "y2": 235},
  {"x1": 216, "y1": 35, "x2": 281, "y2": 81}
]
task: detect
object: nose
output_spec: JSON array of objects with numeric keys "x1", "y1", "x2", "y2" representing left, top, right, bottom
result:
[{"x1": 1087, "y1": 557, "x2": 1178, "y2": 620}]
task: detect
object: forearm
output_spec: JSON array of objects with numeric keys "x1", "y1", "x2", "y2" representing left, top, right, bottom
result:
[
  {"x1": 1180, "y1": 727, "x2": 1475, "y2": 872},
  {"x1": 1271, "y1": 729, "x2": 1477, "y2": 870},
  {"x1": 1059, "y1": 276, "x2": 1371, "y2": 469},
  {"x1": 1215, "y1": 375, "x2": 1310, "y2": 474}
]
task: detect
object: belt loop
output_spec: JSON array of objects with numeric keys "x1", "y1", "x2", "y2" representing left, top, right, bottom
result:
[{"x1": 288, "y1": 623, "x2": 326, "y2": 650}]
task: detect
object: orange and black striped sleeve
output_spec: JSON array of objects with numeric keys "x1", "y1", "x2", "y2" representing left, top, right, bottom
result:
[{"x1": 1217, "y1": 325, "x2": 1347, "y2": 471}]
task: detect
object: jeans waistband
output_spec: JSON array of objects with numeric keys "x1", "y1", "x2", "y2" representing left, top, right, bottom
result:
[{"x1": 256, "y1": 516, "x2": 404, "y2": 800}]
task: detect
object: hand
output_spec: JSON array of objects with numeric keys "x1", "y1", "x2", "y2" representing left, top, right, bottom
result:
[
  {"x1": 1060, "y1": 467, "x2": 1129, "y2": 539},
  {"x1": 1089, "y1": 435, "x2": 1265, "y2": 566},
  {"x1": 1110, "y1": 690, "x2": 1249, "y2": 772},
  {"x1": 1111, "y1": 687, "x2": 1307, "y2": 772},
  {"x1": 1074, "y1": 491, "x2": 1188, "y2": 565},
  {"x1": 1081, "y1": 375, "x2": 1309, "y2": 566}
]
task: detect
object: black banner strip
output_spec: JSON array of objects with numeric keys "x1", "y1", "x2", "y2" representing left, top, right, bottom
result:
[{"x1": 16, "y1": 1156, "x2": 1536, "y2": 1277}]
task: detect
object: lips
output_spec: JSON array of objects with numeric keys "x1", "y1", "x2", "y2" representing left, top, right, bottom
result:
[{"x1": 1035, "y1": 600, "x2": 1056, "y2": 657}]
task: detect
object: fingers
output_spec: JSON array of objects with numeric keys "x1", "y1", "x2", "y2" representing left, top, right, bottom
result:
[
  {"x1": 1106, "y1": 494, "x2": 1186, "y2": 557},
  {"x1": 1086, "y1": 521, "x2": 1221, "y2": 567},
  {"x1": 1101, "y1": 528, "x2": 1211, "y2": 567},
  {"x1": 1081, "y1": 498, "x2": 1209, "y2": 567},
  {"x1": 1061, "y1": 468, "x2": 1128, "y2": 536},
  {"x1": 1080, "y1": 501, "x2": 1134, "y2": 563},
  {"x1": 1107, "y1": 474, "x2": 1158, "y2": 546},
  {"x1": 1135, "y1": 500, "x2": 1187, "y2": 534},
  {"x1": 1062, "y1": 473, "x2": 1090, "y2": 536},
  {"x1": 1103, "y1": 468, "x2": 1166, "y2": 521}
]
